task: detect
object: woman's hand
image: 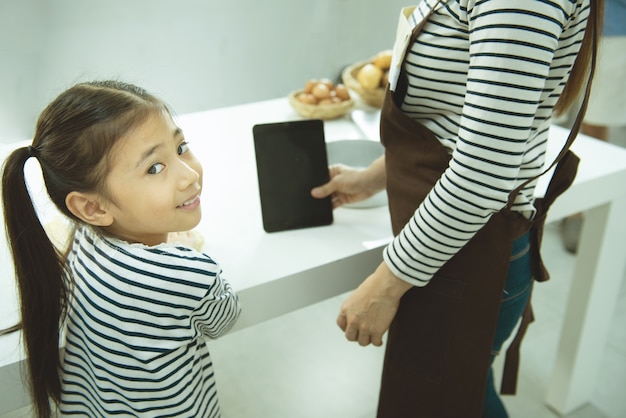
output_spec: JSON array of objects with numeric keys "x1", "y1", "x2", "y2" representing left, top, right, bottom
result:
[
  {"x1": 311, "y1": 156, "x2": 386, "y2": 208},
  {"x1": 337, "y1": 262, "x2": 412, "y2": 347}
]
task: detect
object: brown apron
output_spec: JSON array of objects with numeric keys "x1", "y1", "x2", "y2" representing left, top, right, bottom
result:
[{"x1": 376, "y1": 4, "x2": 593, "y2": 416}]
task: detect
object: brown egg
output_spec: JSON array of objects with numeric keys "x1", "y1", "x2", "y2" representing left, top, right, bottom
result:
[
  {"x1": 312, "y1": 83, "x2": 331, "y2": 100},
  {"x1": 304, "y1": 79, "x2": 317, "y2": 94},
  {"x1": 334, "y1": 84, "x2": 350, "y2": 101},
  {"x1": 318, "y1": 78, "x2": 335, "y2": 90},
  {"x1": 297, "y1": 92, "x2": 318, "y2": 104}
]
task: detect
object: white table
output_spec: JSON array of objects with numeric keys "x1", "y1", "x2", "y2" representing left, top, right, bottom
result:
[{"x1": 1, "y1": 98, "x2": 625, "y2": 415}]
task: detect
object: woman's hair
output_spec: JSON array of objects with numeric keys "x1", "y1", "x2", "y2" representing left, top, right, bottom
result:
[
  {"x1": 554, "y1": 0, "x2": 604, "y2": 115},
  {"x1": 1, "y1": 80, "x2": 165, "y2": 417}
]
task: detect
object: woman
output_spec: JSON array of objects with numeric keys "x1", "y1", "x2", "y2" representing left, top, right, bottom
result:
[{"x1": 312, "y1": 0, "x2": 602, "y2": 416}]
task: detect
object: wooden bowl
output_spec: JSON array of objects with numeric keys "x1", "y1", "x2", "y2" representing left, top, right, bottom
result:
[
  {"x1": 288, "y1": 90, "x2": 354, "y2": 120},
  {"x1": 342, "y1": 61, "x2": 386, "y2": 108}
]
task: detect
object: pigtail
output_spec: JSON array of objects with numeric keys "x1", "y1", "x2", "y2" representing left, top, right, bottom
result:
[{"x1": 2, "y1": 146, "x2": 69, "y2": 418}]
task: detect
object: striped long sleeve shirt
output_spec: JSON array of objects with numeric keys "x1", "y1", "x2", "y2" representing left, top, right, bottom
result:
[
  {"x1": 383, "y1": 0, "x2": 590, "y2": 286},
  {"x1": 60, "y1": 225, "x2": 241, "y2": 417}
]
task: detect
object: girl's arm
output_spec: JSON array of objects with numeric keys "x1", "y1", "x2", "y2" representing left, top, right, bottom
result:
[{"x1": 191, "y1": 270, "x2": 241, "y2": 339}]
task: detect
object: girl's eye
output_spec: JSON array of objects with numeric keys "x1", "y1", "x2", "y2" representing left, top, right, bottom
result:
[
  {"x1": 178, "y1": 141, "x2": 189, "y2": 155},
  {"x1": 147, "y1": 163, "x2": 165, "y2": 175}
]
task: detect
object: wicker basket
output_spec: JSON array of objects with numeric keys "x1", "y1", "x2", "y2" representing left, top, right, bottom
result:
[
  {"x1": 288, "y1": 90, "x2": 354, "y2": 120},
  {"x1": 342, "y1": 61, "x2": 386, "y2": 108}
]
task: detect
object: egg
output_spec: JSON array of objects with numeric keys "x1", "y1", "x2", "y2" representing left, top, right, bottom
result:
[
  {"x1": 312, "y1": 83, "x2": 331, "y2": 100},
  {"x1": 334, "y1": 84, "x2": 350, "y2": 101},
  {"x1": 318, "y1": 78, "x2": 334, "y2": 90},
  {"x1": 297, "y1": 92, "x2": 318, "y2": 104},
  {"x1": 304, "y1": 79, "x2": 317, "y2": 94}
]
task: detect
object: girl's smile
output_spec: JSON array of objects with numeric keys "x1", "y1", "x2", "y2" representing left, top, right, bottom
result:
[{"x1": 177, "y1": 194, "x2": 201, "y2": 210}]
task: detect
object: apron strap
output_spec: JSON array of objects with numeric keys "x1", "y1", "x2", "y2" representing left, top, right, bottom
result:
[
  {"x1": 501, "y1": 19, "x2": 598, "y2": 394},
  {"x1": 506, "y1": 22, "x2": 597, "y2": 208},
  {"x1": 501, "y1": 296, "x2": 535, "y2": 394},
  {"x1": 391, "y1": 0, "x2": 443, "y2": 106}
]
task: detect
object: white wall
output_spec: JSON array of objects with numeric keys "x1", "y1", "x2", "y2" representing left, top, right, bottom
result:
[
  {"x1": 0, "y1": 0, "x2": 46, "y2": 142},
  {"x1": 0, "y1": 0, "x2": 407, "y2": 143}
]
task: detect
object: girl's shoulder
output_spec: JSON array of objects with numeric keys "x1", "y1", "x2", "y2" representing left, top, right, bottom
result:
[
  {"x1": 71, "y1": 226, "x2": 223, "y2": 298},
  {"x1": 75, "y1": 226, "x2": 221, "y2": 276}
]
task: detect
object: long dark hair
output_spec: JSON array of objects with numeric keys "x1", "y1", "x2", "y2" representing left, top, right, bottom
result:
[
  {"x1": 554, "y1": 0, "x2": 604, "y2": 115},
  {"x1": 1, "y1": 80, "x2": 164, "y2": 417}
]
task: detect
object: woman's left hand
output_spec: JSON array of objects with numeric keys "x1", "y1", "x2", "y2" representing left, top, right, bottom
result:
[{"x1": 337, "y1": 262, "x2": 412, "y2": 346}]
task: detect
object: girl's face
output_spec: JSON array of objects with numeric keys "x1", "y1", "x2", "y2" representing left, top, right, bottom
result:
[{"x1": 101, "y1": 110, "x2": 203, "y2": 246}]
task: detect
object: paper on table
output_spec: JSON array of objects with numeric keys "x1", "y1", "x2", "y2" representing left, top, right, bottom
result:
[{"x1": 362, "y1": 236, "x2": 393, "y2": 250}]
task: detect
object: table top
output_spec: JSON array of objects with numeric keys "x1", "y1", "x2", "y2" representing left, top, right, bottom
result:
[{"x1": 2, "y1": 97, "x2": 626, "y2": 369}]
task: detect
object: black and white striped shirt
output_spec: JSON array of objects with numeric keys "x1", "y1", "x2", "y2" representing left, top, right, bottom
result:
[
  {"x1": 384, "y1": 0, "x2": 590, "y2": 285},
  {"x1": 60, "y1": 226, "x2": 241, "y2": 417}
]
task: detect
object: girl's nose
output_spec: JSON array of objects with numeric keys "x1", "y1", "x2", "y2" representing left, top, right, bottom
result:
[{"x1": 177, "y1": 159, "x2": 201, "y2": 189}]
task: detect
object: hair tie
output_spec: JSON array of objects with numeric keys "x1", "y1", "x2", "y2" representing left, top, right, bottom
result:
[{"x1": 27, "y1": 146, "x2": 37, "y2": 159}]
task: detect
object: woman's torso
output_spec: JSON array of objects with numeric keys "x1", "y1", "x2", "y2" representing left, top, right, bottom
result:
[{"x1": 382, "y1": 0, "x2": 590, "y2": 284}]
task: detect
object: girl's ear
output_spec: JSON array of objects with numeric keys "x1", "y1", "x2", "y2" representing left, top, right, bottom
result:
[{"x1": 65, "y1": 192, "x2": 113, "y2": 227}]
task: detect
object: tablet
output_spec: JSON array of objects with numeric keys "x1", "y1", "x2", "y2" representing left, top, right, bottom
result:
[{"x1": 253, "y1": 119, "x2": 333, "y2": 233}]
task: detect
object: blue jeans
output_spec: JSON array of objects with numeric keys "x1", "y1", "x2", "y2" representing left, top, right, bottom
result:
[{"x1": 483, "y1": 232, "x2": 533, "y2": 418}]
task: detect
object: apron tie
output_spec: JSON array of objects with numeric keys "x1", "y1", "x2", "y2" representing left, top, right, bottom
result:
[{"x1": 501, "y1": 149, "x2": 580, "y2": 394}]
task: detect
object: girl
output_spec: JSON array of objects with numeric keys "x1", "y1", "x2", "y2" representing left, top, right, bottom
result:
[
  {"x1": 1, "y1": 80, "x2": 241, "y2": 417},
  {"x1": 313, "y1": 0, "x2": 601, "y2": 416}
]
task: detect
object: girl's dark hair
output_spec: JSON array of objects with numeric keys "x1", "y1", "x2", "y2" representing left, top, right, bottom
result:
[
  {"x1": 1, "y1": 80, "x2": 164, "y2": 417},
  {"x1": 554, "y1": 0, "x2": 604, "y2": 115}
]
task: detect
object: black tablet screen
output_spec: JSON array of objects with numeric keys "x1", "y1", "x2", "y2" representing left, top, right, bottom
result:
[{"x1": 253, "y1": 119, "x2": 333, "y2": 232}]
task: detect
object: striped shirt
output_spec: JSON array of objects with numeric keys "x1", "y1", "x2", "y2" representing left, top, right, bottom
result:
[
  {"x1": 59, "y1": 226, "x2": 241, "y2": 417},
  {"x1": 383, "y1": 0, "x2": 590, "y2": 286}
]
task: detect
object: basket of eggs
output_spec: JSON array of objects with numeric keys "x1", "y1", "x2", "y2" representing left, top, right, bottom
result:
[
  {"x1": 342, "y1": 50, "x2": 392, "y2": 108},
  {"x1": 289, "y1": 79, "x2": 354, "y2": 120}
]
